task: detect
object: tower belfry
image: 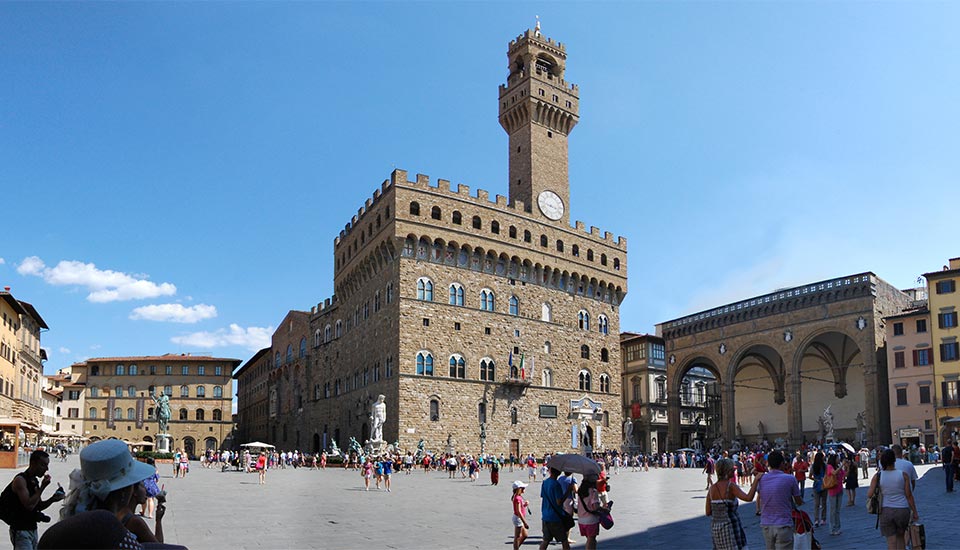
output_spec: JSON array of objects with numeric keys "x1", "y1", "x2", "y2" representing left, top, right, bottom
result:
[{"x1": 499, "y1": 26, "x2": 579, "y2": 225}]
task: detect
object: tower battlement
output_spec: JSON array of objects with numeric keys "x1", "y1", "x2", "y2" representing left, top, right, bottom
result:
[{"x1": 508, "y1": 29, "x2": 566, "y2": 53}]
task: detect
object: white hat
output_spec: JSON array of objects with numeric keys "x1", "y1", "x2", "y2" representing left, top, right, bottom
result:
[
  {"x1": 512, "y1": 480, "x2": 528, "y2": 489},
  {"x1": 80, "y1": 439, "x2": 156, "y2": 497}
]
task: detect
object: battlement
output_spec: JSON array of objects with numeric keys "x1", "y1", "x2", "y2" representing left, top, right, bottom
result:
[
  {"x1": 499, "y1": 76, "x2": 578, "y2": 94},
  {"x1": 310, "y1": 295, "x2": 339, "y2": 316},
  {"x1": 334, "y1": 178, "x2": 394, "y2": 247},
  {"x1": 390, "y1": 168, "x2": 626, "y2": 249},
  {"x1": 508, "y1": 29, "x2": 566, "y2": 53}
]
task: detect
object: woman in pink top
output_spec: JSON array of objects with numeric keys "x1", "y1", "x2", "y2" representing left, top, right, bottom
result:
[
  {"x1": 362, "y1": 457, "x2": 374, "y2": 491},
  {"x1": 826, "y1": 453, "x2": 846, "y2": 535},
  {"x1": 510, "y1": 481, "x2": 530, "y2": 550}
]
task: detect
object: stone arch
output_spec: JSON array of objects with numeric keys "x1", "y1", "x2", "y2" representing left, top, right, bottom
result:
[
  {"x1": 728, "y1": 343, "x2": 788, "y2": 444},
  {"x1": 669, "y1": 356, "x2": 723, "y2": 449}
]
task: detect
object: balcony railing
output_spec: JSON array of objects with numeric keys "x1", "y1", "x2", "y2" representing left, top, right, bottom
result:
[
  {"x1": 503, "y1": 375, "x2": 532, "y2": 387},
  {"x1": 943, "y1": 397, "x2": 960, "y2": 408}
]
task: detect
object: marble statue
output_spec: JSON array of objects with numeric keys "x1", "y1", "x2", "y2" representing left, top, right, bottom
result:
[
  {"x1": 580, "y1": 418, "x2": 591, "y2": 447},
  {"x1": 856, "y1": 411, "x2": 866, "y2": 434},
  {"x1": 822, "y1": 404, "x2": 835, "y2": 442},
  {"x1": 415, "y1": 439, "x2": 425, "y2": 460},
  {"x1": 817, "y1": 416, "x2": 826, "y2": 442},
  {"x1": 650, "y1": 436, "x2": 658, "y2": 454},
  {"x1": 330, "y1": 438, "x2": 341, "y2": 457},
  {"x1": 736, "y1": 422, "x2": 743, "y2": 439},
  {"x1": 348, "y1": 436, "x2": 363, "y2": 459},
  {"x1": 151, "y1": 391, "x2": 171, "y2": 433},
  {"x1": 757, "y1": 421, "x2": 766, "y2": 441},
  {"x1": 623, "y1": 420, "x2": 634, "y2": 445},
  {"x1": 370, "y1": 394, "x2": 386, "y2": 442}
]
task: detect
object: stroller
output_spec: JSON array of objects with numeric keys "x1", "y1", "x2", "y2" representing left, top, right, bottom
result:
[{"x1": 791, "y1": 507, "x2": 821, "y2": 550}]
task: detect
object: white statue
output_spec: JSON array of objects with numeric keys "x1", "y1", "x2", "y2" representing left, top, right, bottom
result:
[
  {"x1": 822, "y1": 404, "x2": 835, "y2": 442},
  {"x1": 580, "y1": 418, "x2": 590, "y2": 447},
  {"x1": 623, "y1": 420, "x2": 634, "y2": 445},
  {"x1": 736, "y1": 422, "x2": 743, "y2": 439},
  {"x1": 370, "y1": 394, "x2": 386, "y2": 442}
]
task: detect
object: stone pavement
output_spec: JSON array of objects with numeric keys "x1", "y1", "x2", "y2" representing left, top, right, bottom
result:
[{"x1": 1, "y1": 458, "x2": 955, "y2": 549}]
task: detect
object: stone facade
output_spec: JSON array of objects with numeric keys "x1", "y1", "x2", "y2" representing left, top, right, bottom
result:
[
  {"x1": 655, "y1": 273, "x2": 913, "y2": 450},
  {"x1": 70, "y1": 355, "x2": 240, "y2": 457},
  {"x1": 0, "y1": 291, "x2": 47, "y2": 430},
  {"x1": 234, "y1": 347, "x2": 271, "y2": 444},
  {"x1": 238, "y1": 27, "x2": 628, "y2": 457}
]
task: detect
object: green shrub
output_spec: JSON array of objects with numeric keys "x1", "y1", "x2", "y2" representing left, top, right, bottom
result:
[{"x1": 135, "y1": 451, "x2": 174, "y2": 460}]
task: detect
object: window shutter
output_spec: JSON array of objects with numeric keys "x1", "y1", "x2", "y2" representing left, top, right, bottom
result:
[
  {"x1": 939, "y1": 313, "x2": 946, "y2": 329},
  {"x1": 912, "y1": 350, "x2": 919, "y2": 366},
  {"x1": 944, "y1": 381, "x2": 950, "y2": 406}
]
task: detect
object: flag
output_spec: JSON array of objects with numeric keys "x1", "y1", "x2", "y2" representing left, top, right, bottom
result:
[
  {"x1": 508, "y1": 351, "x2": 513, "y2": 367},
  {"x1": 519, "y1": 353, "x2": 525, "y2": 379}
]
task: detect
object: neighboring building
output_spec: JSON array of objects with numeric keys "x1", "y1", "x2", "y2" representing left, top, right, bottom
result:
[
  {"x1": 237, "y1": 26, "x2": 627, "y2": 457},
  {"x1": 0, "y1": 291, "x2": 26, "y2": 419},
  {"x1": 884, "y1": 305, "x2": 936, "y2": 447},
  {"x1": 70, "y1": 354, "x2": 240, "y2": 456},
  {"x1": 14, "y1": 300, "x2": 47, "y2": 427},
  {"x1": 40, "y1": 385, "x2": 58, "y2": 436},
  {"x1": 59, "y1": 371, "x2": 85, "y2": 438},
  {"x1": 925, "y1": 257, "x2": 960, "y2": 444},
  {"x1": 655, "y1": 273, "x2": 913, "y2": 450},
  {"x1": 234, "y1": 347, "x2": 271, "y2": 445}
]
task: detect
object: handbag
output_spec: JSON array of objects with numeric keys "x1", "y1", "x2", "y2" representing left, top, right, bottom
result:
[
  {"x1": 908, "y1": 522, "x2": 925, "y2": 550},
  {"x1": 822, "y1": 470, "x2": 837, "y2": 490},
  {"x1": 866, "y1": 473, "x2": 881, "y2": 515}
]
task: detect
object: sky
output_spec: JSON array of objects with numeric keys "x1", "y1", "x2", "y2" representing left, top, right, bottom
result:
[{"x1": 2, "y1": 1, "x2": 959, "y2": 378}]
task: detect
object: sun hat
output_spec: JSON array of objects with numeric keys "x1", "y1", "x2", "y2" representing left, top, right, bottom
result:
[
  {"x1": 512, "y1": 480, "x2": 528, "y2": 489},
  {"x1": 79, "y1": 439, "x2": 156, "y2": 497}
]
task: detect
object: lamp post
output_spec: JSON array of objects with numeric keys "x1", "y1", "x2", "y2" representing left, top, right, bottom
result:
[{"x1": 479, "y1": 422, "x2": 486, "y2": 455}]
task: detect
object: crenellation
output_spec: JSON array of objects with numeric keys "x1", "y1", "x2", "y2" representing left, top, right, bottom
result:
[
  {"x1": 365, "y1": 198, "x2": 373, "y2": 210},
  {"x1": 590, "y1": 226, "x2": 600, "y2": 237},
  {"x1": 514, "y1": 199, "x2": 526, "y2": 213},
  {"x1": 416, "y1": 173, "x2": 430, "y2": 186},
  {"x1": 476, "y1": 189, "x2": 489, "y2": 202},
  {"x1": 391, "y1": 169, "x2": 407, "y2": 185},
  {"x1": 438, "y1": 179, "x2": 451, "y2": 192},
  {"x1": 495, "y1": 194, "x2": 508, "y2": 206},
  {"x1": 575, "y1": 221, "x2": 585, "y2": 232},
  {"x1": 457, "y1": 184, "x2": 470, "y2": 196}
]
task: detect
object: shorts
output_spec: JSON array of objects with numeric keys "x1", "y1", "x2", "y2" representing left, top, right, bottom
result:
[
  {"x1": 541, "y1": 521, "x2": 569, "y2": 543},
  {"x1": 579, "y1": 522, "x2": 600, "y2": 537},
  {"x1": 878, "y1": 507, "x2": 911, "y2": 537},
  {"x1": 512, "y1": 515, "x2": 525, "y2": 528}
]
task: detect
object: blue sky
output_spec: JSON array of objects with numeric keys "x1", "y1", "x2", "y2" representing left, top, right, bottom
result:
[{"x1": 2, "y1": 2, "x2": 958, "y2": 376}]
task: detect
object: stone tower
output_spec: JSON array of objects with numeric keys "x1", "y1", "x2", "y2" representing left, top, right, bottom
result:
[{"x1": 499, "y1": 23, "x2": 579, "y2": 226}]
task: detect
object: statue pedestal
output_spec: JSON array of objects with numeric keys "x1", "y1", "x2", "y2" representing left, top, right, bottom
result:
[
  {"x1": 156, "y1": 434, "x2": 172, "y2": 454},
  {"x1": 365, "y1": 439, "x2": 386, "y2": 456}
]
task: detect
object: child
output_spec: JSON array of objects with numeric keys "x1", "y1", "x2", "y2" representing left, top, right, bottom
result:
[
  {"x1": 374, "y1": 458, "x2": 384, "y2": 489},
  {"x1": 362, "y1": 457, "x2": 374, "y2": 491},
  {"x1": 511, "y1": 481, "x2": 530, "y2": 550}
]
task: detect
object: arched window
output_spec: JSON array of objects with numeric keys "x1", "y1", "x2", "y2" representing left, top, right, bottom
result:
[
  {"x1": 128, "y1": 364, "x2": 138, "y2": 376},
  {"x1": 213, "y1": 409, "x2": 222, "y2": 421},
  {"x1": 613, "y1": 258, "x2": 621, "y2": 271},
  {"x1": 163, "y1": 385, "x2": 172, "y2": 396},
  {"x1": 89, "y1": 407, "x2": 97, "y2": 418},
  {"x1": 448, "y1": 355, "x2": 466, "y2": 378},
  {"x1": 472, "y1": 216, "x2": 482, "y2": 229},
  {"x1": 314, "y1": 329, "x2": 321, "y2": 347},
  {"x1": 452, "y1": 211, "x2": 462, "y2": 225},
  {"x1": 275, "y1": 352, "x2": 281, "y2": 368},
  {"x1": 681, "y1": 378, "x2": 691, "y2": 405},
  {"x1": 572, "y1": 244, "x2": 579, "y2": 257},
  {"x1": 556, "y1": 240, "x2": 564, "y2": 252},
  {"x1": 696, "y1": 383, "x2": 706, "y2": 404},
  {"x1": 655, "y1": 376, "x2": 667, "y2": 401},
  {"x1": 581, "y1": 345, "x2": 590, "y2": 359},
  {"x1": 286, "y1": 344, "x2": 293, "y2": 364},
  {"x1": 524, "y1": 230, "x2": 532, "y2": 243},
  {"x1": 449, "y1": 283, "x2": 464, "y2": 306},
  {"x1": 542, "y1": 368, "x2": 553, "y2": 387},
  {"x1": 127, "y1": 408, "x2": 136, "y2": 420},
  {"x1": 214, "y1": 386, "x2": 223, "y2": 398},
  {"x1": 299, "y1": 338, "x2": 307, "y2": 358},
  {"x1": 180, "y1": 385, "x2": 189, "y2": 397},
  {"x1": 601, "y1": 348, "x2": 610, "y2": 362},
  {"x1": 509, "y1": 296, "x2": 519, "y2": 316},
  {"x1": 598, "y1": 315, "x2": 609, "y2": 335},
  {"x1": 416, "y1": 352, "x2": 434, "y2": 376},
  {"x1": 544, "y1": 341, "x2": 551, "y2": 354},
  {"x1": 587, "y1": 249, "x2": 594, "y2": 261},
  {"x1": 335, "y1": 320, "x2": 343, "y2": 337},
  {"x1": 599, "y1": 374, "x2": 610, "y2": 393},
  {"x1": 115, "y1": 365, "x2": 125, "y2": 376},
  {"x1": 491, "y1": 221, "x2": 500, "y2": 234},
  {"x1": 601, "y1": 253, "x2": 608, "y2": 266},
  {"x1": 431, "y1": 206, "x2": 441, "y2": 220},
  {"x1": 409, "y1": 201, "x2": 420, "y2": 216},
  {"x1": 540, "y1": 235, "x2": 548, "y2": 247},
  {"x1": 511, "y1": 407, "x2": 518, "y2": 425},
  {"x1": 324, "y1": 324, "x2": 332, "y2": 343},
  {"x1": 196, "y1": 409, "x2": 205, "y2": 421},
  {"x1": 430, "y1": 399, "x2": 440, "y2": 421},
  {"x1": 90, "y1": 387, "x2": 99, "y2": 398},
  {"x1": 417, "y1": 278, "x2": 434, "y2": 301},
  {"x1": 578, "y1": 310, "x2": 590, "y2": 330},
  {"x1": 114, "y1": 408, "x2": 122, "y2": 420},
  {"x1": 197, "y1": 386, "x2": 206, "y2": 398},
  {"x1": 509, "y1": 226, "x2": 517, "y2": 238},
  {"x1": 578, "y1": 370, "x2": 592, "y2": 391},
  {"x1": 478, "y1": 402, "x2": 487, "y2": 424},
  {"x1": 480, "y1": 290, "x2": 495, "y2": 312},
  {"x1": 127, "y1": 386, "x2": 136, "y2": 397},
  {"x1": 480, "y1": 359, "x2": 495, "y2": 381},
  {"x1": 115, "y1": 386, "x2": 122, "y2": 397},
  {"x1": 542, "y1": 303, "x2": 552, "y2": 322}
]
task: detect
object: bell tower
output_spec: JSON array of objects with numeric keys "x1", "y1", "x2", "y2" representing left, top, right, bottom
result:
[{"x1": 499, "y1": 22, "x2": 579, "y2": 225}]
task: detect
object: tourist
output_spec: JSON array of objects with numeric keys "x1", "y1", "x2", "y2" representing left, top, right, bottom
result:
[
  {"x1": 942, "y1": 439, "x2": 955, "y2": 492},
  {"x1": 538, "y1": 468, "x2": 571, "y2": 550},
  {"x1": 706, "y1": 458, "x2": 762, "y2": 550},
  {"x1": 362, "y1": 457, "x2": 374, "y2": 491},
  {"x1": 596, "y1": 465, "x2": 610, "y2": 508},
  {"x1": 703, "y1": 454, "x2": 715, "y2": 490},
  {"x1": 119, "y1": 472, "x2": 165, "y2": 543},
  {"x1": 576, "y1": 477, "x2": 611, "y2": 550},
  {"x1": 173, "y1": 449, "x2": 182, "y2": 478},
  {"x1": 891, "y1": 444, "x2": 918, "y2": 491},
  {"x1": 511, "y1": 481, "x2": 531, "y2": 550},
  {"x1": 526, "y1": 455, "x2": 537, "y2": 482},
  {"x1": 792, "y1": 451, "x2": 809, "y2": 498},
  {"x1": 382, "y1": 455, "x2": 393, "y2": 492},
  {"x1": 4, "y1": 450, "x2": 66, "y2": 549},
  {"x1": 825, "y1": 453, "x2": 845, "y2": 536},
  {"x1": 843, "y1": 457, "x2": 858, "y2": 506},
  {"x1": 374, "y1": 457, "x2": 384, "y2": 489},
  {"x1": 867, "y1": 449, "x2": 919, "y2": 549},
  {"x1": 808, "y1": 451, "x2": 827, "y2": 527},
  {"x1": 859, "y1": 447, "x2": 870, "y2": 479},
  {"x1": 491, "y1": 455, "x2": 501, "y2": 485},
  {"x1": 179, "y1": 452, "x2": 189, "y2": 478},
  {"x1": 136, "y1": 458, "x2": 161, "y2": 519},
  {"x1": 256, "y1": 452, "x2": 267, "y2": 485},
  {"x1": 756, "y1": 450, "x2": 801, "y2": 550}
]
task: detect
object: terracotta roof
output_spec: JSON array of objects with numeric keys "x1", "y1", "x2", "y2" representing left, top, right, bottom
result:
[
  {"x1": 923, "y1": 267, "x2": 960, "y2": 279},
  {"x1": 883, "y1": 307, "x2": 930, "y2": 321},
  {"x1": 0, "y1": 292, "x2": 28, "y2": 317},
  {"x1": 17, "y1": 301, "x2": 48, "y2": 329},
  {"x1": 84, "y1": 354, "x2": 242, "y2": 366}
]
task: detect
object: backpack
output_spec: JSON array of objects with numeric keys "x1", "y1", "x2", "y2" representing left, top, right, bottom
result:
[{"x1": 0, "y1": 474, "x2": 27, "y2": 525}]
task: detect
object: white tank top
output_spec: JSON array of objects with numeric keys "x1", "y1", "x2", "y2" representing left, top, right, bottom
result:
[{"x1": 878, "y1": 469, "x2": 909, "y2": 508}]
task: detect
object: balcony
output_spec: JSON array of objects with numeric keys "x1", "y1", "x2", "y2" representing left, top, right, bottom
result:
[
  {"x1": 943, "y1": 397, "x2": 960, "y2": 408},
  {"x1": 502, "y1": 374, "x2": 532, "y2": 387}
]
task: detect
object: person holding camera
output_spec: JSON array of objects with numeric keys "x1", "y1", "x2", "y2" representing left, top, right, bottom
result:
[{"x1": 3, "y1": 450, "x2": 66, "y2": 549}]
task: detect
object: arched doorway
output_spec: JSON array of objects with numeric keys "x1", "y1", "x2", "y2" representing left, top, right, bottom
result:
[
  {"x1": 313, "y1": 433, "x2": 321, "y2": 454},
  {"x1": 730, "y1": 344, "x2": 786, "y2": 446},
  {"x1": 205, "y1": 437, "x2": 217, "y2": 451},
  {"x1": 361, "y1": 422, "x2": 369, "y2": 443},
  {"x1": 670, "y1": 357, "x2": 721, "y2": 451},
  {"x1": 797, "y1": 331, "x2": 863, "y2": 445},
  {"x1": 183, "y1": 437, "x2": 195, "y2": 458}
]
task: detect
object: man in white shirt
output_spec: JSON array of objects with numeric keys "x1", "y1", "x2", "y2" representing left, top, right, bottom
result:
[{"x1": 891, "y1": 444, "x2": 918, "y2": 490}]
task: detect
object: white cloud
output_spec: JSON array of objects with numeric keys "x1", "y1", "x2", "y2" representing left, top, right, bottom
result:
[
  {"x1": 90, "y1": 344, "x2": 101, "y2": 350},
  {"x1": 171, "y1": 324, "x2": 273, "y2": 352},
  {"x1": 58, "y1": 347, "x2": 71, "y2": 355},
  {"x1": 130, "y1": 303, "x2": 217, "y2": 324},
  {"x1": 0, "y1": 257, "x2": 5, "y2": 265},
  {"x1": 16, "y1": 256, "x2": 176, "y2": 302}
]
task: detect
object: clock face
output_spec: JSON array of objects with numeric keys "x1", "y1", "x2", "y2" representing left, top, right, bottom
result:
[{"x1": 537, "y1": 190, "x2": 564, "y2": 221}]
